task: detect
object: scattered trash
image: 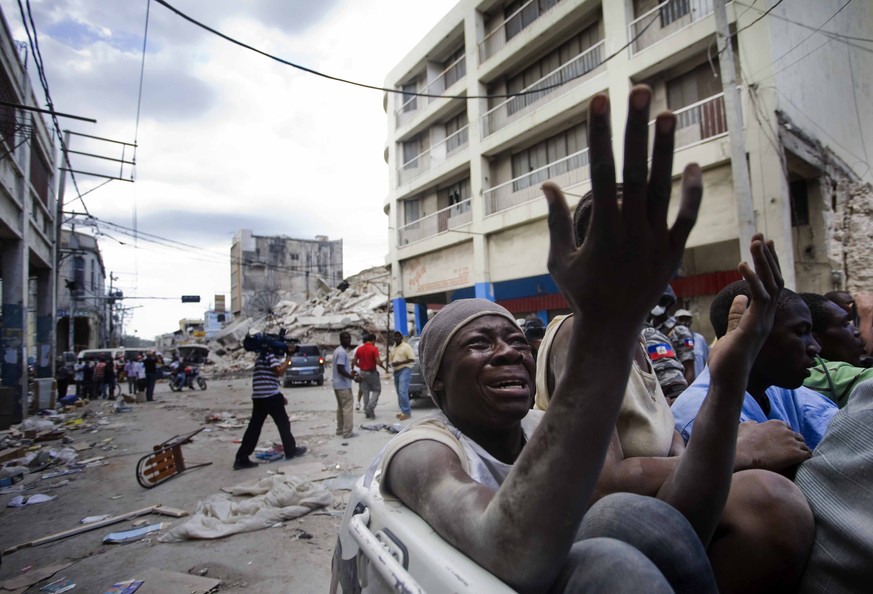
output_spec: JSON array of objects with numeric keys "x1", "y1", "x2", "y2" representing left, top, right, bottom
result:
[
  {"x1": 42, "y1": 469, "x2": 82, "y2": 480},
  {"x1": 8, "y1": 493, "x2": 55, "y2": 507},
  {"x1": 81, "y1": 514, "x2": 113, "y2": 524},
  {"x1": 360, "y1": 422, "x2": 403, "y2": 433},
  {"x1": 0, "y1": 561, "x2": 74, "y2": 591},
  {"x1": 102, "y1": 579, "x2": 144, "y2": 594},
  {"x1": 187, "y1": 567, "x2": 209, "y2": 577},
  {"x1": 40, "y1": 577, "x2": 76, "y2": 593},
  {"x1": 103, "y1": 522, "x2": 164, "y2": 544},
  {"x1": 291, "y1": 528, "x2": 313, "y2": 540}
]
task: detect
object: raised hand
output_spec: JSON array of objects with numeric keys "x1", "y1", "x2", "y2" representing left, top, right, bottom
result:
[
  {"x1": 735, "y1": 420, "x2": 812, "y2": 473},
  {"x1": 542, "y1": 85, "x2": 702, "y2": 338},
  {"x1": 707, "y1": 233, "x2": 784, "y2": 391}
]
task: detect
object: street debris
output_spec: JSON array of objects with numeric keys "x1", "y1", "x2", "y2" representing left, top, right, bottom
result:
[
  {"x1": 7, "y1": 493, "x2": 55, "y2": 507},
  {"x1": 102, "y1": 579, "x2": 144, "y2": 594},
  {"x1": 0, "y1": 561, "x2": 73, "y2": 592},
  {"x1": 102, "y1": 523, "x2": 164, "y2": 544},
  {"x1": 39, "y1": 577, "x2": 76, "y2": 593}
]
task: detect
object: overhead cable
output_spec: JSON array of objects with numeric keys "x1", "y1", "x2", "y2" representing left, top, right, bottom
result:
[{"x1": 153, "y1": 0, "x2": 660, "y2": 101}]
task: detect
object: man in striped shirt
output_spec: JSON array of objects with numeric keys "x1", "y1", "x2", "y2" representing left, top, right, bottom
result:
[{"x1": 234, "y1": 345, "x2": 307, "y2": 470}]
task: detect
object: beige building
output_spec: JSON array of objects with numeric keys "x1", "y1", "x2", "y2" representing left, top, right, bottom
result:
[
  {"x1": 383, "y1": 0, "x2": 873, "y2": 338},
  {"x1": 230, "y1": 229, "x2": 343, "y2": 317}
]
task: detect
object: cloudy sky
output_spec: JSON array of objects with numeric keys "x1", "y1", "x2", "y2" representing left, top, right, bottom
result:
[{"x1": 1, "y1": 0, "x2": 456, "y2": 339}]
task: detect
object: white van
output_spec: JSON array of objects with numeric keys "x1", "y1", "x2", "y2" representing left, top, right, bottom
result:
[{"x1": 77, "y1": 347, "x2": 124, "y2": 362}]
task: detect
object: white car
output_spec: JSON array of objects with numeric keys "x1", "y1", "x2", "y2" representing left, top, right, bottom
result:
[{"x1": 331, "y1": 469, "x2": 515, "y2": 593}]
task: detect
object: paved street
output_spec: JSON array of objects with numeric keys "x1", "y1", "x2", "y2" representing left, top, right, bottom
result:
[{"x1": 0, "y1": 370, "x2": 432, "y2": 592}]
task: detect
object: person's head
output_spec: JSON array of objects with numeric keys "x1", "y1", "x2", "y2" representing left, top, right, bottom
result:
[
  {"x1": 524, "y1": 323, "x2": 545, "y2": 353},
  {"x1": 364, "y1": 333, "x2": 376, "y2": 344},
  {"x1": 801, "y1": 293, "x2": 865, "y2": 366},
  {"x1": 339, "y1": 331, "x2": 352, "y2": 348},
  {"x1": 650, "y1": 285, "x2": 677, "y2": 323},
  {"x1": 393, "y1": 331, "x2": 404, "y2": 346},
  {"x1": 825, "y1": 290, "x2": 856, "y2": 319},
  {"x1": 710, "y1": 281, "x2": 820, "y2": 391},
  {"x1": 419, "y1": 299, "x2": 534, "y2": 431},
  {"x1": 675, "y1": 308, "x2": 693, "y2": 328}
]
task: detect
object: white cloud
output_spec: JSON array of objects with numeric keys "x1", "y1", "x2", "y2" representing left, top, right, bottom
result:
[{"x1": 2, "y1": 0, "x2": 456, "y2": 338}]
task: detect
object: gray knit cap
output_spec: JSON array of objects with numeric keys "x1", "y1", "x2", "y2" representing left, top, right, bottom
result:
[{"x1": 419, "y1": 299, "x2": 518, "y2": 404}]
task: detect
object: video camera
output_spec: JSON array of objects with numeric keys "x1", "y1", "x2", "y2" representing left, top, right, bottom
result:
[{"x1": 242, "y1": 328, "x2": 299, "y2": 357}]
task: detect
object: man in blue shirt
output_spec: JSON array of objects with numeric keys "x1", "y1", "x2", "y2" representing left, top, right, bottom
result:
[{"x1": 672, "y1": 281, "x2": 838, "y2": 450}]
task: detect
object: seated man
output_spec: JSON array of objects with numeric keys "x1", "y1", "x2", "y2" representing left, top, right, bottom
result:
[
  {"x1": 536, "y1": 191, "x2": 813, "y2": 593},
  {"x1": 672, "y1": 283, "x2": 839, "y2": 449},
  {"x1": 800, "y1": 292, "x2": 873, "y2": 407}
]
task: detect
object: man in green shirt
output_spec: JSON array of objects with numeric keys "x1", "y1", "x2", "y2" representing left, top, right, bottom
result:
[{"x1": 800, "y1": 293, "x2": 873, "y2": 407}]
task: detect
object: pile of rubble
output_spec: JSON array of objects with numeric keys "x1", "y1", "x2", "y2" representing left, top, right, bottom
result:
[{"x1": 205, "y1": 266, "x2": 394, "y2": 376}]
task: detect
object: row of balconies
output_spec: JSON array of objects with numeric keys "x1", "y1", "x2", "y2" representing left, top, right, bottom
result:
[
  {"x1": 396, "y1": 91, "x2": 729, "y2": 247},
  {"x1": 394, "y1": 0, "x2": 718, "y2": 135}
]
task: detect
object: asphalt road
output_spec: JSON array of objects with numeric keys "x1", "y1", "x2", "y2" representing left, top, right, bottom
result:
[{"x1": 0, "y1": 370, "x2": 434, "y2": 592}]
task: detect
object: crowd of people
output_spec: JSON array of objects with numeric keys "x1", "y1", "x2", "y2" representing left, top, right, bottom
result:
[
  {"x1": 340, "y1": 86, "x2": 871, "y2": 593},
  {"x1": 56, "y1": 350, "x2": 164, "y2": 405}
]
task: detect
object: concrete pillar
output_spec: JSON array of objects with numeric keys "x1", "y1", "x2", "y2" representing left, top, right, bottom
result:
[
  {"x1": 1, "y1": 239, "x2": 27, "y2": 423},
  {"x1": 601, "y1": 0, "x2": 634, "y2": 172},
  {"x1": 414, "y1": 303, "x2": 428, "y2": 334},
  {"x1": 35, "y1": 269, "x2": 52, "y2": 378}
]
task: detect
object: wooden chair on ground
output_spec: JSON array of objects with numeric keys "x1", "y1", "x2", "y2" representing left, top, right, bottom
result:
[{"x1": 136, "y1": 428, "x2": 212, "y2": 488}]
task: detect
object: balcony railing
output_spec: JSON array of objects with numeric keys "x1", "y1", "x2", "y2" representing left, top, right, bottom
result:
[
  {"x1": 398, "y1": 198, "x2": 473, "y2": 246},
  {"x1": 628, "y1": 0, "x2": 714, "y2": 55},
  {"x1": 482, "y1": 40, "x2": 605, "y2": 138},
  {"x1": 485, "y1": 148, "x2": 589, "y2": 216},
  {"x1": 398, "y1": 125, "x2": 469, "y2": 186},
  {"x1": 395, "y1": 54, "x2": 467, "y2": 128},
  {"x1": 650, "y1": 92, "x2": 728, "y2": 151},
  {"x1": 479, "y1": 0, "x2": 565, "y2": 64}
]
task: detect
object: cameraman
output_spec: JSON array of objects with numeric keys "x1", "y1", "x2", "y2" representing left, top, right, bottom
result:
[{"x1": 234, "y1": 342, "x2": 307, "y2": 470}]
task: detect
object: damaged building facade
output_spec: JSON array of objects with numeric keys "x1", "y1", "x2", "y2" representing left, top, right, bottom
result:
[
  {"x1": 56, "y1": 229, "x2": 107, "y2": 352},
  {"x1": 230, "y1": 229, "x2": 343, "y2": 318},
  {"x1": 383, "y1": 0, "x2": 873, "y2": 339}
]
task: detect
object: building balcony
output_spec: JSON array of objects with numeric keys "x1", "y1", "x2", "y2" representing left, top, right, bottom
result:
[
  {"x1": 398, "y1": 197, "x2": 473, "y2": 247},
  {"x1": 629, "y1": 0, "x2": 715, "y2": 55},
  {"x1": 395, "y1": 54, "x2": 467, "y2": 129},
  {"x1": 485, "y1": 147, "x2": 589, "y2": 216},
  {"x1": 651, "y1": 92, "x2": 728, "y2": 152},
  {"x1": 481, "y1": 40, "x2": 605, "y2": 138},
  {"x1": 397, "y1": 125, "x2": 469, "y2": 187},
  {"x1": 478, "y1": 0, "x2": 566, "y2": 65}
]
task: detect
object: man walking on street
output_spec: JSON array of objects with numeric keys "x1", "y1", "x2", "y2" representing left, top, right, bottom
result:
[
  {"x1": 389, "y1": 331, "x2": 415, "y2": 420},
  {"x1": 332, "y1": 332, "x2": 357, "y2": 438},
  {"x1": 352, "y1": 333, "x2": 386, "y2": 419},
  {"x1": 144, "y1": 350, "x2": 159, "y2": 402},
  {"x1": 234, "y1": 344, "x2": 307, "y2": 470}
]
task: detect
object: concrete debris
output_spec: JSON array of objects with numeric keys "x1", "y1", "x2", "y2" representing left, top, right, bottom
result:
[{"x1": 201, "y1": 266, "x2": 400, "y2": 376}]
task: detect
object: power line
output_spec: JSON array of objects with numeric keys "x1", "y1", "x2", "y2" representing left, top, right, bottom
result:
[
  {"x1": 734, "y1": 0, "x2": 873, "y2": 43},
  {"x1": 153, "y1": 0, "x2": 660, "y2": 101}
]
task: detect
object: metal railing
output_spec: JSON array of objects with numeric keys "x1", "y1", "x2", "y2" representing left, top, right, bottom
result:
[
  {"x1": 395, "y1": 54, "x2": 467, "y2": 128},
  {"x1": 397, "y1": 125, "x2": 469, "y2": 186},
  {"x1": 479, "y1": 0, "x2": 565, "y2": 64},
  {"x1": 650, "y1": 92, "x2": 728, "y2": 151},
  {"x1": 485, "y1": 148, "x2": 589, "y2": 215},
  {"x1": 398, "y1": 198, "x2": 473, "y2": 246},
  {"x1": 481, "y1": 40, "x2": 605, "y2": 137},
  {"x1": 628, "y1": 0, "x2": 715, "y2": 54}
]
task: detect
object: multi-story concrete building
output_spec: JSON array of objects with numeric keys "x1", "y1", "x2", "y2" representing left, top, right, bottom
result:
[
  {"x1": 56, "y1": 229, "x2": 107, "y2": 352},
  {"x1": 230, "y1": 229, "x2": 343, "y2": 317},
  {"x1": 0, "y1": 9, "x2": 57, "y2": 425},
  {"x1": 384, "y1": 0, "x2": 873, "y2": 339}
]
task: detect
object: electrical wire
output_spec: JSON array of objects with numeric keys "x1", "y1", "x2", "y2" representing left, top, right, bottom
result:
[
  {"x1": 734, "y1": 0, "x2": 873, "y2": 43},
  {"x1": 153, "y1": 0, "x2": 660, "y2": 101},
  {"x1": 18, "y1": 0, "x2": 87, "y2": 213}
]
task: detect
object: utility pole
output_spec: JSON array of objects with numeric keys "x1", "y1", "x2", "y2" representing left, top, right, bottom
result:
[
  {"x1": 55, "y1": 130, "x2": 71, "y2": 356},
  {"x1": 714, "y1": 0, "x2": 755, "y2": 251}
]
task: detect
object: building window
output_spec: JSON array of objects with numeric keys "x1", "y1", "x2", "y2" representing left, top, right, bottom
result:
[
  {"x1": 402, "y1": 136, "x2": 421, "y2": 168},
  {"x1": 90, "y1": 260, "x2": 96, "y2": 291},
  {"x1": 72, "y1": 256, "x2": 85, "y2": 297},
  {"x1": 404, "y1": 198, "x2": 422, "y2": 225},
  {"x1": 445, "y1": 113, "x2": 468, "y2": 154},
  {"x1": 504, "y1": 0, "x2": 559, "y2": 41},
  {"x1": 660, "y1": 0, "x2": 690, "y2": 27},
  {"x1": 0, "y1": 67, "x2": 18, "y2": 150},
  {"x1": 29, "y1": 141, "x2": 51, "y2": 206},
  {"x1": 790, "y1": 179, "x2": 810, "y2": 227},
  {"x1": 290, "y1": 253, "x2": 299, "y2": 261},
  {"x1": 443, "y1": 47, "x2": 466, "y2": 89},
  {"x1": 401, "y1": 81, "x2": 417, "y2": 112},
  {"x1": 511, "y1": 124, "x2": 586, "y2": 191}
]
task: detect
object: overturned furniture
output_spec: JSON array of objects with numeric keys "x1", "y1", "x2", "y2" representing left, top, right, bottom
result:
[{"x1": 136, "y1": 428, "x2": 212, "y2": 488}]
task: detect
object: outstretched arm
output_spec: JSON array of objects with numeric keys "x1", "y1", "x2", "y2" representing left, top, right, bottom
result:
[
  {"x1": 388, "y1": 86, "x2": 703, "y2": 592},
  {"x1": 656, "y1": 235, "x2": 799, "y2": 545}
]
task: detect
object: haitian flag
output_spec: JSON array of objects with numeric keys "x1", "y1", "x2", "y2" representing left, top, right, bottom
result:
[{"x1": 647, "y1": 343, "x2": 676, "y2": 361}]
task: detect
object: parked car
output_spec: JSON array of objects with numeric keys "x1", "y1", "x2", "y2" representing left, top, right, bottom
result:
[
  {"x1": 284, "y1": 344, "x2": 324, "y2": 387},
  {"x1": 406, "y1": 336, "x2": 429, "y2": 401},
  {"x1": 331, "y1": 473, "x2": 513, "y2": 593}
]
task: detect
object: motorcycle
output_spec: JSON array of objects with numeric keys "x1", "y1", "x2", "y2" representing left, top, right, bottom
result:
[{"x1": 168, "y1": 365, "x2": 207, "y2": 391}]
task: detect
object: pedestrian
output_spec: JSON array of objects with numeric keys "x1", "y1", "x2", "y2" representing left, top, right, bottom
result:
[
  {"x1": 352, "y1": 333, "x2": 386, "y2": 419},
  {"x1": 74, "y1": 358, "x2": 85, "y2": 397},
  {"x1": 331, "y1": 332, "x2": 357, "y2": 439},
  {"x1": 93, "y1": 358, "x2": 106, "y2": 398},
  {"x1": 82, "y1": 361, "x2": 94, "y2": 399},
  {"x1": 124, "y1": 358, "x2": 137, "y2": 394},
  {"x1": 233, "y1": 344, "x2": 307, "y2": 470},
  {"x1": 55, "y1": 359, "x2": 71, "y2": 399},
  {"x1": 675, "y1": 309, "x2": 710, "y2": 379},
  {"x1": 389, "y1": 331, "x2": 415, "y2": 420},
  {"x1": 351, "y1": 343, "x2": 363, "y2": 410},
  {"x1": 102, "y1": 358, "x2": 116, "y2": 399},
  {"x1": 143, "y1": 350, "x2": 158, "y2": 401}
]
